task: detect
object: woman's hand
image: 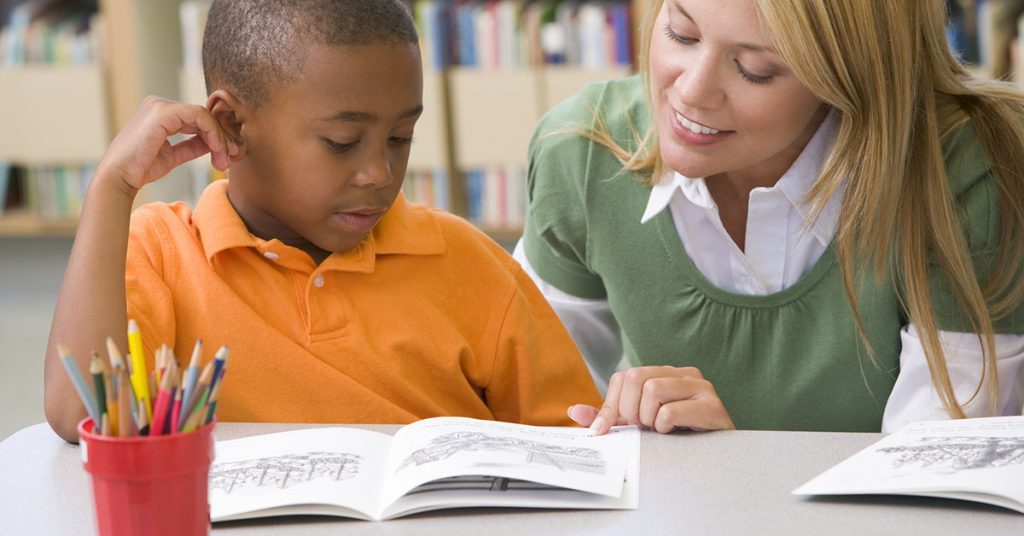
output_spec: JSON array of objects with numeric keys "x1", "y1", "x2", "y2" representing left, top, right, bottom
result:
[
  {"x1": 568, "y1": 366, "x2": 735, "y2": 434},
  {"x1": 96, "y1": 96, "x2": 237, "y2": 196}
]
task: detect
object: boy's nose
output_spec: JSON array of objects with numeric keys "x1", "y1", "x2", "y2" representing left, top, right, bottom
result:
[{"x1": 352, "y1": 155, "x2": 393, "y2": 188}]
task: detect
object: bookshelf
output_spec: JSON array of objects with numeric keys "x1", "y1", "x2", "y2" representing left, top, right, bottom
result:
[
  {"x1": 0, "y1": 0, "x2": 191, "y2": 237},
  {"x1": 412, "y1": 0, "x2": 638, "y2": 239},
  {"x1": 2, "y1": 0, "x2": 639, "y2": 241},
  {"x1": 174, "y1": 0, "x2": 639, "y2": 242},
  {"x1": 0, "y1": 212, "x2": 77, "y2": 236},
  {"x1": 9, "y1": 2, "x2": 1021, "y2": 242}
]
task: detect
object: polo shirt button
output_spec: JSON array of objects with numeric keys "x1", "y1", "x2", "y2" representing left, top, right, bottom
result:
[
  {"x1": 263, "y1": 251, "x2": 280, "y2": 261},
  {"x1": 313, "y1": 274, "x2": 325, "y2": 288}
]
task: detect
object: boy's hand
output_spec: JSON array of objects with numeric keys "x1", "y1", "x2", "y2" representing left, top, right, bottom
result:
[
  {"x1": 567, "y1": 366, "x2": 735, "y2": 434},
  {"x1": 96, "y1": 96, "x2": 238, "y2": 194}
]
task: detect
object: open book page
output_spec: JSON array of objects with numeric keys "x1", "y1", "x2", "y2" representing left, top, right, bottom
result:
[
  {"x1": 793, "y1": 416, "x2": 1024, "y2": 513},
  {"x1": 378, "y1": 417, "x2": 638, "y2": 518},
  {"x1": 210, "y1": 427, "x2": 393, "y2": 522}
]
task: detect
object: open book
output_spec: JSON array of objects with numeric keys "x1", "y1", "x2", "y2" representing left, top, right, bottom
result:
[
  {"x1": 793, "y1": 415, "x2": 1024, "y2": 513},
  {"x1": 210, "y1": 417, "x2": 639, "y2": 522}
]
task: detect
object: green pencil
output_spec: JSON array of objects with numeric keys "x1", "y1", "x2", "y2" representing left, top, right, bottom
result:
[{"x1": 89, "y1": 352, "x2": 106, "y2": 418}]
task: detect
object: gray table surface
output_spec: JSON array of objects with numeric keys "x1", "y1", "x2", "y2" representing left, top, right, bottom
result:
[{"x1": 1, "y1": 422, "x2": 1021, "y2": 535}]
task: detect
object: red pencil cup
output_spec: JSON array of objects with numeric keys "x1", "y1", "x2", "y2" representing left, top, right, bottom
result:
[{"x1": 78, "y1": 418, "x2": 215, "y2": 536}]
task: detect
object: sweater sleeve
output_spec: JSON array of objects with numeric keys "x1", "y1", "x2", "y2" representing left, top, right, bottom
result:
[
  {"x1": 521, "y1": 85, "x2": 610, "y2": 300},
  {"x1": 930, "y1": 125, "x2": 1024, "y2": 333}
]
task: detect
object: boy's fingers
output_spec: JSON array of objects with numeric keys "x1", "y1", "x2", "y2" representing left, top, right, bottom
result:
[
  {"x1": 168, "y1": 136, "x2": 214, "y2": 170},
  {"x1": 177, "y1": 108, "x2": 230, "y2": 170}
]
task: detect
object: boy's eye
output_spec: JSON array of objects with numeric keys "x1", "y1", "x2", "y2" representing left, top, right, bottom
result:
[
  {"x1": 664, "y1": 25, "x2": 696, "y2": 46},
  {"x1": 323, "y1": 138, "x2": 357, "y2": 153},
  {"x1": 389, "y1": 136, "x2": 414, "y2": 147}
]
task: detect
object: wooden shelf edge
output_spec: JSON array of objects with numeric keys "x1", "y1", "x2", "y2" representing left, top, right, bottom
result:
[{"x1": 0, "y1": 215, "x2": 78, "y2": 237}]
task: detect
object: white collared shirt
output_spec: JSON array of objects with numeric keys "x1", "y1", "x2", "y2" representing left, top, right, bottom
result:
[{"x1": 515, "y1": 112, "x2": 1024, "y2": 432}]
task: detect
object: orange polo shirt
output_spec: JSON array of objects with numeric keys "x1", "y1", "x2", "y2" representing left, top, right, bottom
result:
[{"x1": 124, "y1": 180, "x2": 600, "y2": 426}]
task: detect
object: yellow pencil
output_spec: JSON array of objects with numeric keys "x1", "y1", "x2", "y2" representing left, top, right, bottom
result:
[{"x1": 127, "y1": 319, "x2": 153, "y2": 422}]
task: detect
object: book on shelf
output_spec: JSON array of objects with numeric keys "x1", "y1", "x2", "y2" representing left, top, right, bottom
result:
[
  {"x1": 0, "y1": 0, "x2": 102, "y2": 225},
  {"x1": 210, "y1": 416, "x2": 639, "y2": 522},
  {"x1": 793, "y1": 415, "x2": 1024, "y2": 514},
  {"x1": 402, "y1": 168, "x2": 450, "y2": 212},
  {"x1": 412, "y1": 0, "x2": 632, "y2": 70},
  {"x1": 1, "y1": 0, "x2": 100, "y2": 67},
  {"x1": 462, "y1": 166, "x2": 525, "y2": 230},
  {"x1": 0, "y1": 163, "x2": 10, "y2": 215}
]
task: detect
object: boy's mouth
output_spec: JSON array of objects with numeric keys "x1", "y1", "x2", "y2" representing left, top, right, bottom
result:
[{"x1": 334, "y1": 210, "x2": 385, "y2": 230}]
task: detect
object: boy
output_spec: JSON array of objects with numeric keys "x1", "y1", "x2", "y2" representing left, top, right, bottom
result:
[{"x1": 44, "y1": 0, "x2": 600, "y2": 442}]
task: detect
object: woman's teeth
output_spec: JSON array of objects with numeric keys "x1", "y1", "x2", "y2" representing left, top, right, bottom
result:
[{"x1": 676, "y1": 113, "x2": 720, "y2": 135}]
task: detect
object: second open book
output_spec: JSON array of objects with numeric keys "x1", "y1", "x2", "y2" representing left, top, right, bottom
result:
[{"x1": 210, "y1": 417, "x2": 639, "y2": 522}]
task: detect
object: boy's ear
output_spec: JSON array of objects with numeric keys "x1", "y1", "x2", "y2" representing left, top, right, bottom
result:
[{"x1": 207, "y1": 89, "x2": 247, "y2": 161}]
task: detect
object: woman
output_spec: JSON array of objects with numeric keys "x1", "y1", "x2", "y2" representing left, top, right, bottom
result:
[{"x1": 515, "y1": 0, "x2": 1024, "y2": 433}]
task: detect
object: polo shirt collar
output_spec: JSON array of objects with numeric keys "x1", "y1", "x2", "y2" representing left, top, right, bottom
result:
[
  {"x1": 640, "y1": 110, "x2": 841, "y2": 246},
  {"x1": 193, "y1": 180, "x2": 445, "y2": 267}
]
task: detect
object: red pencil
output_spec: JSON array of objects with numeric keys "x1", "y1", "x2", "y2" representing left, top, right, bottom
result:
[
  {"x1": 170, "y1": 381, "x2": 183, "y2": 434},
  {"x1": 149, "y1": 359, "x2": 176, "y2": 436}
]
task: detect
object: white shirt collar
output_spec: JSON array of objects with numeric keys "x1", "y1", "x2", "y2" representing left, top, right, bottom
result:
[{"x1": 641, "y1": 111, "x2": 841, "y2": 246}]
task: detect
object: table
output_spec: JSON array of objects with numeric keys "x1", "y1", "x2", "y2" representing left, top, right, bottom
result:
[{"x1": 1, "y1": 422, "x2": 1021, "y2": 535}]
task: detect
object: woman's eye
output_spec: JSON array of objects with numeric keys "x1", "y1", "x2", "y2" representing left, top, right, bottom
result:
[
  {"x1": 735, "y1": 61, "x2": 774, "y2": 85},
  {"x1": 663, "y1": 25, "x2": 696, "y2": 45},
  {"x1": 389, "y1": 136, "x2": 414, "y2": 147}
]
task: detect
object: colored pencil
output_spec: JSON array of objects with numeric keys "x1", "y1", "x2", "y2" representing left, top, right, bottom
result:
[
  {"x1": 181, "y1": 388, "x2": 208, "y2": 433},
  {"x1": 149, "y1": 358, "x2": 176, "y2": 436},
  {"x1": 56, "y1": 344, "x2": 100, "y2": 424},
  {"x1": 179, "y1": 339, "x2": 202, "y2": 425},
  {"x1": 136, "y1": 395, "x2": 150, "y2": 436},
  {"x1": 203, "y1": 379, "x2": 223, "y2": 425},
  {"x1": 105, "y1": 337, "x2": 126, "y2": 374},
  {"x1": 208, "y1": 345, "x2": 229, "y2": 399},
  {"x1": 181, "y1": 360, "x2": 214, "y2": 431},
  {"x1": 100, "y1": 413, "x2": 111, "y2": 436},
  {"x1": 117, "y1": 368, "x2": 132, "y2": 437},
  {"x1": 89, "y1": 352, "x2": 106, "y2": 418},
  {"x1": 127, "y1": 319, "x2": 153, "y2": 422},
  {"x1": 170, "y1": 385, "x2": 183, "y2": 435}
]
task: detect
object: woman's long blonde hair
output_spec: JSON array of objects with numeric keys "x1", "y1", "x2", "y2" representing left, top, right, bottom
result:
[{"x1": 596, "y1": 0, "x2": 1024, "y2": 417}]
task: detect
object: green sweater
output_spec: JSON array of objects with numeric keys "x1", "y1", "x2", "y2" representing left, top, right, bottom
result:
[{"x1": 523, "y1": 76, "x2": 1023, "y2": 432}]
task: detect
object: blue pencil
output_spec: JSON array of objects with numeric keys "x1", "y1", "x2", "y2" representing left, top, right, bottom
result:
[
  {"x1": 57, "y1": 343, "x2": 101, "y2": 425},
  {"x1": 179, "y1": 339, "x2": 202, "y2": 425},
  {"x1": 207, "y1": 345, "x2": 229, "y2": 399}
]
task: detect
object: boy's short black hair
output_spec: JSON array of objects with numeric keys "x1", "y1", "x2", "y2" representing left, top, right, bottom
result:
[{"x1": 202, "y1": 0, "x2": 419, "y2": 106}]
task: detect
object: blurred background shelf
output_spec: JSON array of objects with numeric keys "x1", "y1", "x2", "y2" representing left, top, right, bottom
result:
[
  {"x1": 0, "y1": 67, "x2": 108, "y2": 163},
  {"x1": 0, "y1": 212, "x2": 78, "y2": 236}
]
